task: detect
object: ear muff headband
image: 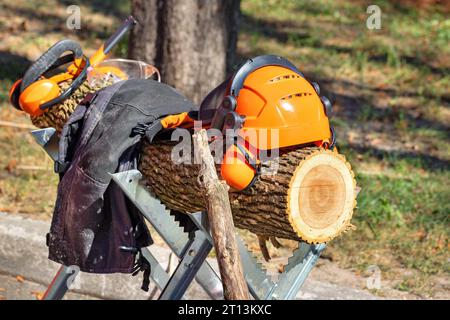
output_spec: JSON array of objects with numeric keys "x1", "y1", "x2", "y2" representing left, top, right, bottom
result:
[
  {"x1": 20, "y1": 39, "x2": 83, "y2": 92},
  {"x1": 17, "y1": 39, "x2": 89, "y2": 112},
  {"x1": 229, "y1": 55, "x2": 304, "y2": 97}
]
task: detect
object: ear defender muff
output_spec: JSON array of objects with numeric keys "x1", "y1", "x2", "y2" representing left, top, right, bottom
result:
[
  {"x1": 18, "y1": 79, "x2": 61, "y2": 116},
  {"x1": 13, "y1": 39, "x2": 89, "y2": 116},
  {"x1": 8, "y1": 79, "x2": 22, "y2": 111},
  {"x1": 220, "y1": 139, "x2": 260, "y2": 191}
]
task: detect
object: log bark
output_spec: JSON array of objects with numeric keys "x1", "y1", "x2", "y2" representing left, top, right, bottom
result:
[
  {"x1": 139, "y1": 138, "x2": 357, "y2": 243},
  {"x1": 193, "y1": 130, "x2": 248, "y2": 300}
]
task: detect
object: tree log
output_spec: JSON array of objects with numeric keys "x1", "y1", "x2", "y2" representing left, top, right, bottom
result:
[
  {"x1": 193, "y1": 130, "x2": 249, "y2": 300},
  {"x1": 139, "y1": 139, "x2": 356, "y2": 243}
]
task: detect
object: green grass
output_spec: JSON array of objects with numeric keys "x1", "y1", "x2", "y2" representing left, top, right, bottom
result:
[
  {"x1": 240, "y1": 0, "x2": 449, "y2": 296},
  {"x1": 0, "y1": 115, "x2": 58, "y2": 215},
  {"x1": 329, "y1": 140, "x2": 449, "y2": 290},
  {"x1": 241, "y1": 0, "x2": 450, "y2": 98},
  {"x1": 336, "y1": 168, "x2": 449, "y2": 269}
]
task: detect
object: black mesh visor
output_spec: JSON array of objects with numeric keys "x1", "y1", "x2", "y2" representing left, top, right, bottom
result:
[{"x1": 198, "y1": 76, "x2": 232, "y2": 123}]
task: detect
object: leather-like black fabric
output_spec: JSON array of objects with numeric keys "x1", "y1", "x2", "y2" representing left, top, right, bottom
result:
[{"x1": 48, "y1": 79, "x2": 196, "y2": 273}]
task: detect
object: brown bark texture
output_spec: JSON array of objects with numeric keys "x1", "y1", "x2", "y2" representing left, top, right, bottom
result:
[
  {"x1": 129, "y1": 0, "x2": 241, "y2": 104},
  {"x1": 139, "y1": 139, "x2": 356, "y2": 244}
]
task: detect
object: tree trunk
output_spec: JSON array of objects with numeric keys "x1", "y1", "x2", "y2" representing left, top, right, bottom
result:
[
  {"x1": 129, "y1": 0, "x2": 160, "y2": 64},
  {"x1": 129, "y1": 0, "x2": 241, "y2": 104},
  {"x1": 193, "y1": 130, "x2": 249, "y2": 300}
]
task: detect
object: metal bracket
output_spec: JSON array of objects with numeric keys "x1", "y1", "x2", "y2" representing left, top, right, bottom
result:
[{"x1": 31, "y1": 128, "x2": 59, "y2": 161}]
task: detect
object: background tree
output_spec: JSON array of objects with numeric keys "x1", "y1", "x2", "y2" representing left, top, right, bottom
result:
[{"x1": 129, "y1": 0, "x2": 241, "y2": 104}]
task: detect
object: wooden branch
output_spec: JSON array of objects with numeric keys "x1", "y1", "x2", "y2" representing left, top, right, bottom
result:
[
  {"x1": 0, "y1": 120, "x2": 36, "y2": 130},
  {"x1": 257, "y1": 235, "x2": 271, "y2": 262},
  {"x1": 193, "y1": 129, "x2": 249, "y2": 300}
]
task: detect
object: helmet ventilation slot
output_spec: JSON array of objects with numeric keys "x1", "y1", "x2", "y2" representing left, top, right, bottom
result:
[
  {"x1": 269, "y1": 74, "x2": 301, "y2": 83},
  {"x1": 280, "y1": 92, "x2": 313, "y2": 100}
]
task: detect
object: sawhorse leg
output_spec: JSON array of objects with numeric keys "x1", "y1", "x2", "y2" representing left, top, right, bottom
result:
[
  {"x1": 159, "y1": 231, "x2": 212, "y2": 300},
  {"x1": 42, "y1": 265, "x2": 73, "y2": 300},
  {"x1": 42, "y1": 247, "x2": 172, "y2": 300},
  {"x1": 112, "y1": 170, "x2": 223, "y2": 300}
]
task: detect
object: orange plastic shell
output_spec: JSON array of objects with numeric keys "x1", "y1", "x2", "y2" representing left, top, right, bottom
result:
[
  {"x1": 8, "y1": 79, "x2": 22, "y2": 105},
  {"x1": 160, "y1": 112, "x2": 195, "y2": 129},
  {"x1": 220, "y1": 143, "x2": 257, "y2": 191},
  {"x1": 235, "y1": 66, "x2": 331, "y2": 149},
  {"x1": 18, "y1": 79, "x2": 60, "y2": 116}
]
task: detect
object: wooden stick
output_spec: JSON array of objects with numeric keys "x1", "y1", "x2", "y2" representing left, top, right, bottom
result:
[
  {"x1": 257, "y1": 235, "x2": 271, "y2": 261},
  {"x1": 193, "y1": 129, "x2": 249, "y2": 300},
  {"x1": 16, "y1": 165, "x2": 50, "y2": 171},
  {"x1": 0, "y1": 120, "x2": 36, "y2": 130}
]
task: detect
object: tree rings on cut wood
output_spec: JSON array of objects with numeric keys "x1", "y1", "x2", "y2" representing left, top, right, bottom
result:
[{"x1": 287, "y1": 149, "x2": 356, "y2": 243}]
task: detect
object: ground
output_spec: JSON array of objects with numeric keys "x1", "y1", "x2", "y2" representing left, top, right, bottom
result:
[{"x1": 0, "y1": 0, "x2": 448, "y2": 299}]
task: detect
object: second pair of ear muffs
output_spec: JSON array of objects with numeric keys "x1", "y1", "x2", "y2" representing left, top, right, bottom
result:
[{"x1": 9, "y1": 39, "x2": 90, "y2": 116}]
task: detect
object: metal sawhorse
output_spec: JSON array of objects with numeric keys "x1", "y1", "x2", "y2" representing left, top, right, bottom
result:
[{"x1": 32, "y1": 128, "x2": 325, "y2": 300}]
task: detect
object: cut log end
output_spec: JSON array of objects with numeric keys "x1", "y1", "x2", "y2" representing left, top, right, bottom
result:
[{"x1": 287, "y1": 149, "x2": 356, "y2": 243}]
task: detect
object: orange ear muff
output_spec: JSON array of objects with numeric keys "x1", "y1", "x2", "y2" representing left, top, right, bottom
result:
[
  {"x1": 18, "y1": 79, "x2": 61, "y2": 116},
  {"x1": 220, "y1": 142, "x2": 260, "y2": 191},
  {"x1": 12, "y1": 39, "x2": 86, "y2": 116},
  {"x1": 9, "y1": 79, "x2": 23, "y2": 110}
]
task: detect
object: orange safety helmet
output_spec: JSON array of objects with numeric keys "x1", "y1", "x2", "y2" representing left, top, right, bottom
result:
[{"x1": 199, "y1": 55, "x2": 335, "y2": 191}]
